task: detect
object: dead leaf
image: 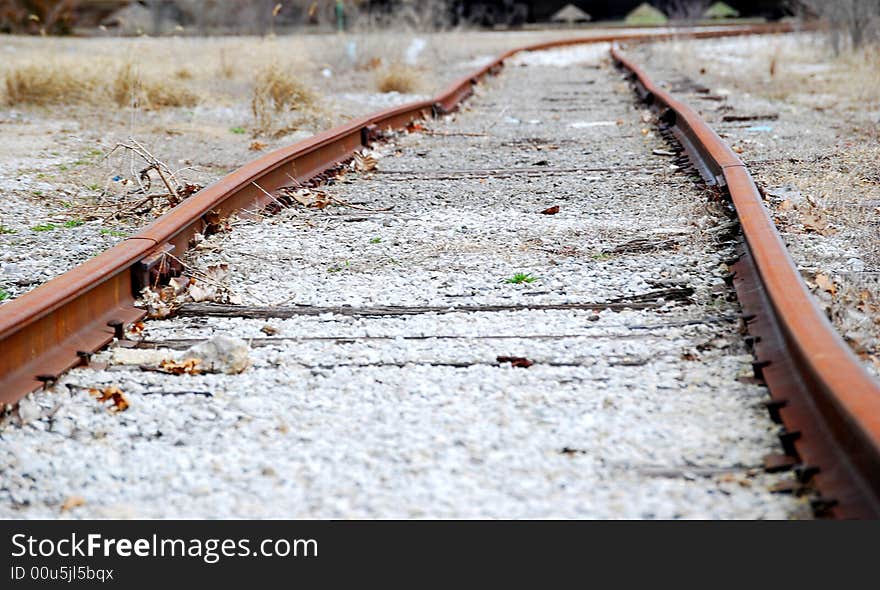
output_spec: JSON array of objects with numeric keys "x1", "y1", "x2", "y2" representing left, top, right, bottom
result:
[
  {"x1": 540, "y1": 205, "x2": 560, "y2": 215},
  {"x1": 249, "y1": 140, "x2": 267, "y2": 151},
  {"x1": 357, "y1": 57, "x2": 383, "y2": 72},
  {"x1": 857, "y1": 289, "x2": 874, "y2": 313},
  {"x1": 129, "y1": 321, "x2": 146, "y2": 335},
  {"x1": 140, "y1": 287, "x2": 173, "y2": 319},
  {"x1": 188, "y1": 283, "x2": 215, "y2": 303},
  {"x1": 203, "y1": 264, "x2": 229, "y2": 283},
  {"x1": 261, "y1": 325, "x2": 279, "y2": 336},
  {"x1": 311, "y1": 193, "x2": 331, "y2": 209},
  {"x1": 179, "y1": 183, "x2": 203, "y2": 198},
  {"x1": 289, "y1": 188, "x2": 314, "y2": 207},
  {"x1": 288, "y1": 187, "x2": 331, "y2": 209},
  {"x1": 815, "y1": 273, "x2": 837, "y2": 297},
  {"x1": 497, "y1": 356, "x2": 534, "y2": 368},
  {"x1": 352, "y1": 150, "x2": 378, "y2": 173},
  {"x1": 89, "y1": 386, "x2": 130, "y2": 412},
  {"x1": 60, "y1": 496, "x2": 86, "y2": 512},
  {"x1": 159, "y1": 358, "x2": 202, "y2": 375},
  {"x1": 203, "y1": 212, "x2": 230, "y2": 236},
  {"x1": 168, "y1": 276, "x2": 192, "y2": 295},
  {"x1": 801, "y1": 211, "x2": 832, "y2": 235},
  {"x1": 551, "y1": 245, "x2": 578, "y2": 256}
]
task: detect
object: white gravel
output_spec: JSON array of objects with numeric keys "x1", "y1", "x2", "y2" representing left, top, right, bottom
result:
[{"x1": 0, "y1": 45, "x2": 808, "y2": 519}]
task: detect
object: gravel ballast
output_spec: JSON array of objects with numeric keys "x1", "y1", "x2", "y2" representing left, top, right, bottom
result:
[{"x1": 0, "y1": 44, "x2": 808, "y2": 519}]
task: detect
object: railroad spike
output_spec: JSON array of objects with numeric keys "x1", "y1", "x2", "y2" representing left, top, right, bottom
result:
[
  {"x1": 763, "y1": 453, "x2": 798, "y2": 473},
  {"x1": 769, "y1": 479, "x2": 803, "y2": 495},
  {"x1": 795, "y1": 464, "x2": 820, "y2": 483},
  {"x1": 763, "y1": 399, "x2": 787, "y2": 423},
  {"x1": 724, "y1": 255, "x2": 743, "y2": 266},
  {"x1": 778, "y1": 430, "x2": 802, "y2": 456},
  {"x1": 752, "y1": 359, "x2": 772, "y2": 380},
  {"x1": 107, "y1": 320, "x2": 125, "y2": 340},
  {"x1": 35, "y1": 374, "x2": 58, "y2": 390},
  {"x1": 360, "y1": 124, "x2": 379, "y2": 146},
  {"x1": 810, "y1": 497, "x2": 839, "y2": 516}
]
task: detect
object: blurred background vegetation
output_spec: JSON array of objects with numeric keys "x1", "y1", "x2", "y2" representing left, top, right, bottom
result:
[{"x1": 0, "y1": 1, "x2": 876, "y2": 53}]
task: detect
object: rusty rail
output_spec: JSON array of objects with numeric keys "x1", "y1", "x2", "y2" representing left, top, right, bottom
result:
[
  {"x1": 5, "y1": 22, "x2": 873, "y2": 517},
  {"x1": 2, "y1": 23, "x2": 799, "y2": 405},
  {"x1": 611, "y1": 47, "x2": 880, "y2": 519}
]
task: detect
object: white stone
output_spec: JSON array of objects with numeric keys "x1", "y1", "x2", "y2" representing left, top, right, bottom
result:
[{"x1": 184, "y1": 335, "x2": 250, "y2": 374}]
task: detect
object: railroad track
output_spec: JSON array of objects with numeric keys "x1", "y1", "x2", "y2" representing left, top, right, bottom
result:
[{"x1": 3, "y1": 23, "x2": 879, "y2": 519}]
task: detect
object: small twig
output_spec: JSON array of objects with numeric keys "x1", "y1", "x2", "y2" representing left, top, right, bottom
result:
[
  {"x1": 285, "y1": 172, "x2": 305, "y2": 187},
  {"x1": 130, "y1": 138, "x2": 181, "y2": 205},
  {"x1": 142, "y1": 390, "x2": 213, "y2": 397},
  {"x1": 159, "y1": 251, "x2": 268, "y2": 305},
  {"x1": 329, "y1": 196, "x2": 394, "y2": 212},
  {"x1": 284, "y1": 172, "x2": 391, "y2": 212},
  {"x1": 107, "y1": 140, "x2": 183, "y2": 207},
  {"x1": 251, "y1": 181, "x2": 287, "y2": 209},
  {"x1": 423, "y1": 130, "x2": 488, "y2": 137},
  {"x1": 154, "y1": 166, "x2": 180, "y2": 206},
  {"x1": 161, "y1": 252, "x2": 230, "y2": 291},
  {"x1": 103, "y1": 194, "x2": 157, "y2": 222}
]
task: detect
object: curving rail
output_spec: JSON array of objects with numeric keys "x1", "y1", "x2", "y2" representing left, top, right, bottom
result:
[
  {"x1": 5, "y1": 22, "x2": 878, "y2": 518},
  {"x1": 610, "y1": 47, "x2": 880, "y2": 519}
]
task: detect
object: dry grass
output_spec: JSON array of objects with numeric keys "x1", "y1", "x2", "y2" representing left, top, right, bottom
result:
[
  {"x1": 834, "y1": 45, "x2": 880, "y2": 102},
  {"x1": 3, "y1": 60, "x2": 196, "y2": 110},
  {"x1": 143, "y1": 79, "x2": 198, "y2": 108},
  {"x1": 4, "y1": 64, "x2": 97, "y2": 106},
  {"x1": 110, "y1": 63, "x2": 139, "y2": 108},
  {"x1": 663, "y1": 35, "x2": 880, "y2": 109},
  {"x1": 217, "y1": 49, "x2": 236, "y2": 79},
  {"x1": 111, "y1": 63, "x2": 198, "y2": 109},
  {"x1": 375, "y1": 63, "x2": 420, "y2": 93},
  {"x1": 251, "y1": 63, "x2": 317, "y2": 136}
]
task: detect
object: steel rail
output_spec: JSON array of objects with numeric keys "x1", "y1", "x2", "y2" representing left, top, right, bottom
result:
[
  {"x1": 3, "y1": 24, "x2": 801, "y2": 406},
  {"x1": 611, "y1": 47, "x2": 880, "y2": 519},
  {"x1": 8, "y1": 23, "x2": 870, "y2": 516}
]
